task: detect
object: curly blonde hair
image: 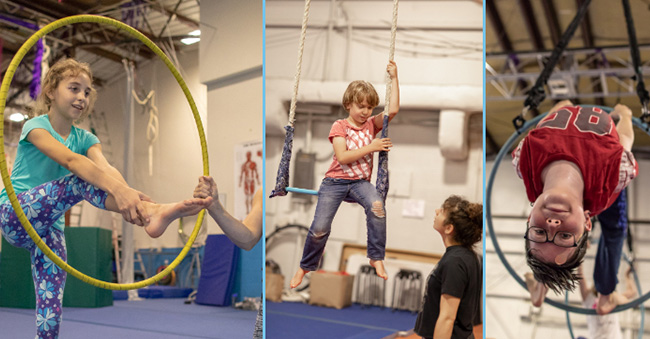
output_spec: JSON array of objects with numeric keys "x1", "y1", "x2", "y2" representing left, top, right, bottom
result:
[
  {"x1": 33, "y1": 58, "x2": 97, "y2": 121},
  {"x1": 342, "y1": 80, "x2": 379, "y2": 111}
]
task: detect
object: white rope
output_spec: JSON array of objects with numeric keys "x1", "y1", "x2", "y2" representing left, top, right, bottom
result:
[
  {"x1": 288, "y1": 0, "x2": 398, "y2": 123},
  {"x1": 382, "y1": 0, "x2": 399, "y2": 117},
  {"x1": 288, "y1": 0, "x2": 312, "y2": 127},
  {"x1": 132, "y1": 90, "x2": 159, "y2": 176}
]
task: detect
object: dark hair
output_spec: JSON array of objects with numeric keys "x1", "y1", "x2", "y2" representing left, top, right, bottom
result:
[
  {"x1": 442, "y1": 195, "x2": 482, "y2": 248},
  {"x1": 525, "y1": 229, "x2": 589, "y2": 294}
]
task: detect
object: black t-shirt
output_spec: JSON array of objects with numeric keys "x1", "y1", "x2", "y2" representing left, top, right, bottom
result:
[{"x1": 414, "y1": 245, "x2": 482, "y2": 339}]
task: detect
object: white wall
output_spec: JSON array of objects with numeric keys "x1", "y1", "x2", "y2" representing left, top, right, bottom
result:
[
  {"x1": 86, "y1": 47, "x2": 208, "y2": 250},
  {"x1": 265, "y1": 0, "x2": 483, "y2": 288},
  {"x1": 84, "y1": 0, "x2": 261, "y2": 247},
  {"x1": 81, "y1": 0, "x2": 263, "y2": 250},
  {"x1": 200, "y1": 0, "x2": 263, "y2": 236},
  {"x1": 486, "y1": 158, "x2": 650, "y2": 339}
]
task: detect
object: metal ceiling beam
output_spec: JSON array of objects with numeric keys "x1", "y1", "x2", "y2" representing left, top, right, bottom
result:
[
  {"x1": 540, "y1": 0, "x2": 560, "y2": 47},
  {"x1": 576, "y1": 0, "x2": 594, "y2": 47},
  {"x1": 143, "y1": 0, "x2": 199, "y2": 30},
  {"x1": 518, "y1": 0, "x2": 544, "y2": 50},
  {"x1": 486, "y1": 0, "x2": 514, "y2": 52},
  {"x1": 157, "y1": 0, "x2": 184, "y2": 38},
  {"x1": 487, "y1": 0, "x2": 538, "y2": 116},
  {"x1": 574, "y1": 0, "x2": 603, "y2": 106},
  {"x1": 486, "y1": 44, "x2": 650, "y2": 102},
  {"x1": 487, "y1": 43, "x2": 650, "y2": 59},
  {"x1": 8, "y1": 0, "x2": 78, "y2": 18},
  {"x1": 266, "y1": 24, "x2": 482, "y2": 32},
  {"x1": 4, "y1": 1, "x2": 154, "y2": 61}
]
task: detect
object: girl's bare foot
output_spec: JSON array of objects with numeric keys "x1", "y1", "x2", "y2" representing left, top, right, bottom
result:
[
  {"x1": 370, "y1": 259, "x2": 388, "y2": 280},
  {"x1": 290, "y1": 268, "x2": 309, "y2": 289},
  {"x1": 524, "y1": 272, "x2": 547, "y2": 307},
  {"x1": 144, "y1": 197, "x2": 213, "y2": 238}
]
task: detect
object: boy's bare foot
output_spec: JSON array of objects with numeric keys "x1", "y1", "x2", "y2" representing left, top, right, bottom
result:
[
  {"x1": 145, "y1": 197, "x2": 213, "y2": 238},
  {"x1": 524, "y1": 272, "x2": 548, "y2": 307},
  {"x1": 290, "y1": 268, "x2": 309, "y2": 289},
  {"x1": 597, "y1": 291, "x2": 627, "y2": 315},
  {"x1": 370, "y1": 259, "x2": 388, "y2": 280}
]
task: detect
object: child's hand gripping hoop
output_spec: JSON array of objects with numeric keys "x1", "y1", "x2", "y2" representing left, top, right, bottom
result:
[{"x1": 0, "y1": 15, "x2": 209, "y2": 290}]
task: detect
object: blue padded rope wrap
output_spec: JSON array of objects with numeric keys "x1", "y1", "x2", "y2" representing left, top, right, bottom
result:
[
  {"x1": 375, "y1": 114, "x2": 390, "y2": 202},
  {"x1": 270, "y1": 125, "x2": 295, "y2": 198}
]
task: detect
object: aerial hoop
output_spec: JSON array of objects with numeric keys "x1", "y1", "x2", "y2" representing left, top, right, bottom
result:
[
  {"x1": 486, "y1": 105, "x2": 650, "y2": 314},
  {"x1": 0, "y1": 15, "x2": 209, "y2": 290}
]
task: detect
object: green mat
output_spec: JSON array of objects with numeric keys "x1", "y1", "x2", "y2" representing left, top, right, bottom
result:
[{"x1": 0, "y1": 227, "x2": 113, "y2": 308}]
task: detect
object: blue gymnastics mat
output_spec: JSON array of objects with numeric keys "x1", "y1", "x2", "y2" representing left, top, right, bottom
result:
[
  {"x1": 266, "y1": 302, "x2": 417, "y2": 339},
  {"x1": 113, "y1": 286, "x2": 193, "y2": 300},
  {"x1": 0, "y1": 298, "x2": 256, "y2": 339},
  {"x1": 196, "y1": 234, "x2": 239, "y2": 306}
]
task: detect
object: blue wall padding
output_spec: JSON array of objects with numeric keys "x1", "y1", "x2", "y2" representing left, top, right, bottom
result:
[
  {"x1": 195, "y1": 234, "x2": 239, "y2": 306},
  {"x1": 232, "y1": 239, "x2": 263, "y2": 301}
]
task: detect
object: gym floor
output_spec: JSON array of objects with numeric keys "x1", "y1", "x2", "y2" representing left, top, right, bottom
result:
[{"x1": 0, "y1": 298, "x2": 257, "y2": 339}]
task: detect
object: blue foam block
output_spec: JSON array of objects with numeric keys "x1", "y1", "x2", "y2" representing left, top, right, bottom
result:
[
  {"x1": 138, "y1": 286, "x2": 193, "y2": 299},
  {"x1": 112, "y1": 290, "x2": 128, "y2": 300},
  {"x1": 195, "y1": 234, "x2": 239, "y2": 306}
]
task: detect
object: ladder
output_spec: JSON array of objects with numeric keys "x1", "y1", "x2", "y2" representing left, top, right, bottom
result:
[
  {"x1": 68, "y1": 204, "x2": 83, "y2": 226},
  {"x1": 116, "y1": 232, "x2": 149, "y2": 281}
]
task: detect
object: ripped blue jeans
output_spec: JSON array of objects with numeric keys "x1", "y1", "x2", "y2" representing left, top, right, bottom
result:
[{"x1": 300, "y1": 178, "x2": 386, "y2": 271}]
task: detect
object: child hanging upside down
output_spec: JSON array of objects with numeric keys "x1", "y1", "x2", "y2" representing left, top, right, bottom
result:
[
  {"x1": 513, "y1": 100, "x2": 638, "y2": 315},
  {"x1": 0, "y1": 58, "x2": 212, "y2": 338},
  {"x1": 290, "y1": 61, "x2": 400, "y2": 288}
]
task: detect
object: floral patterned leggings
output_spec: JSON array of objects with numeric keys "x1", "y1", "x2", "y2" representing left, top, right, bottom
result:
[{"x1": 0, "y1": 174, "x2": 107, "y2": 339}]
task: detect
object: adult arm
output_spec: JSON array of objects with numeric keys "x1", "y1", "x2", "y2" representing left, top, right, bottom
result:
[
  {"x1": 432, "y1": 294, "x2": 460, "y2": 339},
  {"x1": 194, "y1": 176, "x2": 262, "y2": 250},
  {"x1": 27, "y1": 129, "x2": 146, "y2": 224}
]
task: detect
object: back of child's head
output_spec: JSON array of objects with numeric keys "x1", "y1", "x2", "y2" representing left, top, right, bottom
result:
[
  {"x1": 442, "y1": 195, "x2": 483, "y2": 248},
  {"x1": 34, "y1": 58, "x2": 97, "y2": 120},
  {"x1": 342, "y1": 80, "x2": 379, "y2": 110}
]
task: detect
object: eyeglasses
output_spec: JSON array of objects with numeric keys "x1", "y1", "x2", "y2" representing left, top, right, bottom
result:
[{"x1": 524, "y1": 223, "x2": 579, "y2": 248}]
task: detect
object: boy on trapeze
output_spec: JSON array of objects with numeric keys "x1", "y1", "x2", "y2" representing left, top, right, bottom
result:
[{"x1": 290, "y1": 61, "x2": 400, "y2": 288}]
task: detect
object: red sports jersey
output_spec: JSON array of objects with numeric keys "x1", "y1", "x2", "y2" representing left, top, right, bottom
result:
[{"x1": 512, "y1": 105, "x2": 638, "y2": 215}]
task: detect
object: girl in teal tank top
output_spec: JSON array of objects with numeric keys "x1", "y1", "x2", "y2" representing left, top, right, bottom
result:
[{"x1": 0, "y1": 59, "x2": 212, "y2": 339}]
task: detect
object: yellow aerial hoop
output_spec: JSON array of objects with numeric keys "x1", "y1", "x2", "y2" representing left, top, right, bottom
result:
[{"x1": 0, "y1": 15, "x2": 209, "y2": 290}]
